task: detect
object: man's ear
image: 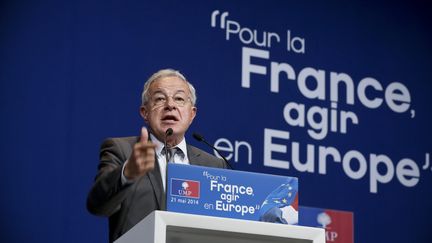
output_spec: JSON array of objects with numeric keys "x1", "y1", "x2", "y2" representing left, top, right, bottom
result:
[
  {"x1": 189, "y1": 106, "x2": 197, "y2": 124},
  {"x1": 140, "y1": 106, "x2": 148, "y2": 122}
]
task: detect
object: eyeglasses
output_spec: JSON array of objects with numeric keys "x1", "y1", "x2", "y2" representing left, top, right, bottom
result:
[{"x1": 150, "y1": 92, "x2": 191, "y2": 107}]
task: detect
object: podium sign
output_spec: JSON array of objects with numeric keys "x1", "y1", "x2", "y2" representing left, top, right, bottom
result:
[{"x1": 167, "y1": 164, "x2": 299, "y2": 224}]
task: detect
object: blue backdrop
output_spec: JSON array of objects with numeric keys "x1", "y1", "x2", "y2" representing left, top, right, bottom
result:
[{"x1": 1, "y1": 1, "x2": 431, "y2": 242}]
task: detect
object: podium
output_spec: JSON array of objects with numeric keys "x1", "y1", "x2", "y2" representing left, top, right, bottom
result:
[{"x1": 114, "y1": 211, "x2": 325, "y2": 243}]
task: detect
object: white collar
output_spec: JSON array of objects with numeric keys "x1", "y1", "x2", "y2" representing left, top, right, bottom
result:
[{"x1": 149, "y1": 133, "x2": 188, "y2": 158}]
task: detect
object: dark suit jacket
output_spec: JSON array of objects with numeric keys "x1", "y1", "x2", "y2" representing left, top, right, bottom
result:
[{"x1": 87, "y1": 136, "x2": 227, "y2": 242}]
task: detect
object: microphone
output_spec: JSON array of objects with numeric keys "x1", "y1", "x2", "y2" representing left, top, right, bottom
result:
[
  {"x1": 164, "y1": 128, "x2": 173, "y2": 165},
  {"x1": 192, "y1": 132, "x2": 233, "y2": 169},
  {"x1": 166, "y1": 128, "x2": 173, "y2": 137},
  {"x1": 164, "y1": 128, "x2": 174, "y2": 199}
]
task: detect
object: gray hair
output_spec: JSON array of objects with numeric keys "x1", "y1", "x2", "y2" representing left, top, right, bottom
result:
[{"x1": 141, "y1": 68, "x2": 197, "y2": 106}]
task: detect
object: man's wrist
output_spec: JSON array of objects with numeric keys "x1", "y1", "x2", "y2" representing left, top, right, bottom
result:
[{"x1": 121, "y1": 160, "x2": 135, "y2": 185}]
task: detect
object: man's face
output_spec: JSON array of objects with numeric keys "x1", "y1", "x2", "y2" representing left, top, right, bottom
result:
[{"x1": 140, "y1": 76, "x2": 197, "y2": 142}]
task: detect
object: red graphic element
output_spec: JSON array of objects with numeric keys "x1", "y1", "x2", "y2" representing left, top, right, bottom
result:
[{"x1": 324, "y1": 210, "x2": 354, "y2": 243}]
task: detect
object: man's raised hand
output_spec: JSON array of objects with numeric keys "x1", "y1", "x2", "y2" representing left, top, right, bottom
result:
[{"x1": 124, "y1": 127, "x2": 157, "y2": 180}]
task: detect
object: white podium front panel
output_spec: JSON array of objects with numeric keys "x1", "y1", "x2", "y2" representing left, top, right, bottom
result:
[
  {"x1": 115, "y1": 211, "x2": 325, "y2": 243},
  {"x1": 166, "y1": 226, "x2": 312, "y2": 243}
]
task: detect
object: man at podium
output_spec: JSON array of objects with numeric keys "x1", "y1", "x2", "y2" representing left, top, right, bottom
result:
[{"x1": 87, "y1": 69, "x2": 228, "y2": 242}]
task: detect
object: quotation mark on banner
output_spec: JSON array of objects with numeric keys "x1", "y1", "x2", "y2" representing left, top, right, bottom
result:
[
  {"x1": 211, "y1": 10, "x2": 229, "y2": 29},
  {"x1": 422, "y1": 153, "x2": 431, "y2": 172}
]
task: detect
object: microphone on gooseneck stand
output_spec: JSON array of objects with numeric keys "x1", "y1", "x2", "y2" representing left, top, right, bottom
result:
[
  {"x1": 164, "y1": 128, "x2": 173, "y2": 165},
  {"x1": 192, "y1": 132, "x2": 234, "y2": 169},
  {"x1": 164, "y1": 127, "x2": 173, "y2": 202}
]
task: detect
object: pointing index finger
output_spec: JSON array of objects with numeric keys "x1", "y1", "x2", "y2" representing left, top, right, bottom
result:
[{"x1": 140, "y1": 127, "x2": 149, "y2": 143}]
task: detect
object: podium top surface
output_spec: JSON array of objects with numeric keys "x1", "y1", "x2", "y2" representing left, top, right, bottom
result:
[{"x1": 115, "y1": 211, "x2": 325, "y2": 243}]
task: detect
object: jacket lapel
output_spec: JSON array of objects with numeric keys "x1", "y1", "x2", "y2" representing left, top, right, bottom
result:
[
  {"x1": 187, "y1": 144, "x2": 205, "y2": 166},
  {"x1": 135, "y1": 136, "x2": 164, "y2": 210},
  {"x1": 146, "y1": 160, "x2": 164, "y2": 210}
]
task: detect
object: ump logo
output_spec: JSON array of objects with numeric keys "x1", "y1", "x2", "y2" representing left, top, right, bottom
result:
[
  {"x1": 317, "y1": 212, "x2": 339, "y2": 242},
  {"x1": 317, "y1": 212, "x2": 331, "y2": 228},
  {"x1": 171, "y1": 178, "x2": 200, "y2": 198}
]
